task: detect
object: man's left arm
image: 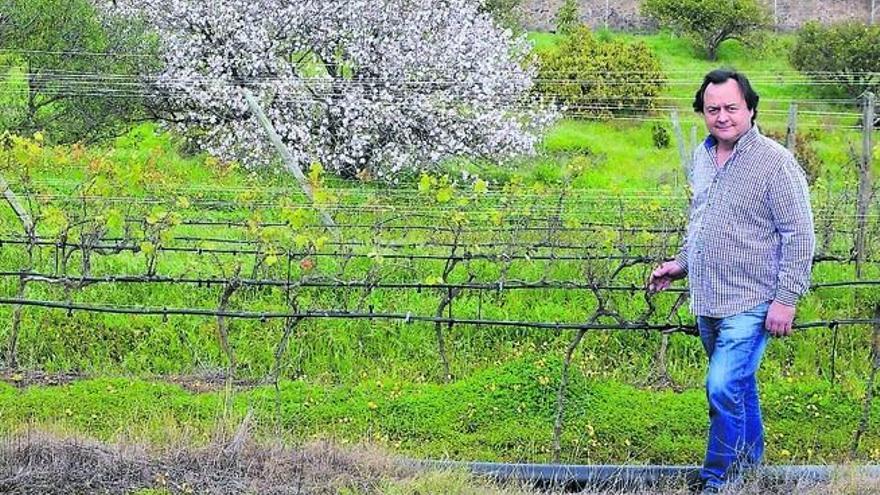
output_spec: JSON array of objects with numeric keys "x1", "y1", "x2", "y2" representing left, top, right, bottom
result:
[{"x1": 766, "y1": 158, "x2": 816, "y2": 336}]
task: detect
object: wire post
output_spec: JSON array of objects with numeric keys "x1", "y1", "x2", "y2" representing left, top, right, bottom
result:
[
  {"x1": 773, "y1": 0, "x2": 778, "y2": 29},
  {"x1": 785, "y1": 103, "x2": 798, "y2": 153},
  {"x1": 670, "y1": 110, "x2": 691, "y2": 188},
  {"x1": 855, "y1": 92, "x2": 875, "y2": 278},
  {"x1": 604, "y1": 0, "x2": 610, "y2": 30},
  {"x1": 241, "y1": 88, "x2": 339, "y2": 237},
  {"x1": 0, "y1": 174, "x2": 34, "y2": 239}
]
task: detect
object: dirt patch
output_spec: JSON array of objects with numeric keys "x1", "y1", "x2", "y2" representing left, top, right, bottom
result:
[
  {"x1": 0, "y1": 370, "x2": 85, "y2": 389},
  {"x1": 162, "y1": 371, "x2": 262, "y2": 393},
  {"x1": 0, "y1": 369, "x2": 261, "y2": 393}
]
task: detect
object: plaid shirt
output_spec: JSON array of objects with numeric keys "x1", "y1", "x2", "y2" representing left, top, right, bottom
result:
[{"x1": 674, "y1": 125, "x2": 815, "y2": 318}]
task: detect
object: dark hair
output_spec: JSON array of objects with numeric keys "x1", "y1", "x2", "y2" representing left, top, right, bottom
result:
[{"x1": 693, "y1": 69, "x2": 759, "y2": 124}]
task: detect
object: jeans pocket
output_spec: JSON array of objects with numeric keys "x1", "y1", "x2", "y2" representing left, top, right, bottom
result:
[{"x1": 720, "y1": 303, "x2": 770, "y2": 340}]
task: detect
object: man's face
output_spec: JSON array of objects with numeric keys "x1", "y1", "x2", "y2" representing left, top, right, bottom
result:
[{"x1": 702, "y1": 79, "x2": 754, "y2": 147}]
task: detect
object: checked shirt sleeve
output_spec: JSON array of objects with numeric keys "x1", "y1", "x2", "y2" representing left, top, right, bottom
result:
[
  {"x1": 673, "y1": 149, "x2": 699, "y2": 274},
  {"x1": 674, "y1": 233, "x2": 689, "y2": 273},
  {"x1": 767, "y1": 158, "x2": 815, "y2": 306}
]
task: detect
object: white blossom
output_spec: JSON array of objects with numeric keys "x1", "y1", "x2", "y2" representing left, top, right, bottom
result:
[{"x1": 103, "y1": 0, "x2": 557, "y2": 180}]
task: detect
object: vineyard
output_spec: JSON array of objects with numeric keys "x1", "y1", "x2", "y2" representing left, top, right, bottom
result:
[
  {"x1": 1, "y1": 1, "x2": 880, "y2": 490},
  {"x1": 0, "y1": 124, "x2": 879, "y2": 468}
]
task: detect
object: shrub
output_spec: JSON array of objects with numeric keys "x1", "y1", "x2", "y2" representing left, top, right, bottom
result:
[
  {"x1": 651, "y1": 123, "x2": 671, "y2": 149},
  {"x1": 791, "y1": 21, "x2": 880, "y2": 98},
  {"x1": 641, "y1": 0, "x2": 771, "y2": 60},
  {"x1": 535, "y1": 27, "x2": 665, "y2": 117},
  {"x1": 763, "y1": 129, "x2": 823, "y2": 185}
]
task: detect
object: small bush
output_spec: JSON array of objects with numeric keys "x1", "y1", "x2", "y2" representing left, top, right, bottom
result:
[
  {"x1": 535, "y1": 27, "x2": 665, "y2": 118},
  {"x1": 791, "y1": 21, "x2": 880, "y2": 97},
  {"x1": 651, "y1": 123, "x2": 671, "y2": 149},
  {"x1": 641, "y1": 0, "x2": 771, "y2": 60},
  {"x1": 763, "y1": 129, "x2": 823, "y2": 185}
]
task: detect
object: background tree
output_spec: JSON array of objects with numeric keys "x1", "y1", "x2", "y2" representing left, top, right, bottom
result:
[
  {"x1": 535, "y1": 26, "x2": 665, "y2": 117},
  {"x1": 641, "y1": 0, "x2": 771, "y2": 60},
  {"x1": 555, "y1": 0, "x2": 581, "y2": 35},
  {"x1": 0, "y1": 0, "x2": 158, "y2": 143},
  {"x1": 479, "y1": 0, "x2": 523, "y2": 32},
  {"x1": 106, "y1": 0, "x2": 556, "y2": 181},
  {"x1": 791, "y1": 21, "x2": 880, "y2": 97}
]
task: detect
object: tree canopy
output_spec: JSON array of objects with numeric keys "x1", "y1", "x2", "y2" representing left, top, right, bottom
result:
[
  {"x1": 642, "y1": 0, "x2": 770, "y2": 60},
  {"x1": 0, "y1": 0, "x2": 157, "y2": 143}
]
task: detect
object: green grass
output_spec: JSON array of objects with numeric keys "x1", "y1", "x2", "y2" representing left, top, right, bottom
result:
[{"x1": 0, "y1": 356, "x2": 876, "y2": 464}]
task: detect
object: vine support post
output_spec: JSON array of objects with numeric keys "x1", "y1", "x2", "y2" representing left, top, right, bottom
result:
[
  {"x1": 851, "y1": 305, "x2": 880, "y2": 457},
  {"x1": 0, "y1": 174, "x2": 34, "y2": 237},
  {"x1": 854, "y1": 92, "x2": 874, "y2": 279},
  {"x1": 785, "y1": 103, "x2": 798, "y2": 154},
  {"x1": 0, "y1": 168, "x2": 36, "y2": 369},
  {"x1": 670, "y1": 110, "x2": 691, "y2": 188},
  {"x1": 241, "y1": 88, "x2": 339, "y2": 238}
]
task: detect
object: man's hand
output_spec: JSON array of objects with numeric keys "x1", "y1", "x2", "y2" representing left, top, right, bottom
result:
[
  {"x1": 647, "y1": 261, "x2": 686, "y2": 294},
  {"x1": 766, "y1": 301, "x2": 795, "y2": 337}
]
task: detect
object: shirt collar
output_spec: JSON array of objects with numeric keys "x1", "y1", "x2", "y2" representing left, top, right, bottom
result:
[{"x1": 703, "y1": 124, "x2": 761, "y2": 152}]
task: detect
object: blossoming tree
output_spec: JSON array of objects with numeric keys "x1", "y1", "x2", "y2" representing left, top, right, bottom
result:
[{"x1": 106, "y1": 0, "x2": 556, "y2": 180}]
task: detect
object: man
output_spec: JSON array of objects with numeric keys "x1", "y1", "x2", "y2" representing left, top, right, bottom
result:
[{"x1": 647, "y1": 69, "x2": 815, "y2": 493}]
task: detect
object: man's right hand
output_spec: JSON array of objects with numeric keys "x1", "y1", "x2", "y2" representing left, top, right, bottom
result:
[{"x1": 647, "y1": 261, "x2": 686, "y2": 294}]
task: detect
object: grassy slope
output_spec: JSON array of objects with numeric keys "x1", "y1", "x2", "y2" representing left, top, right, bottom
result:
[{"x1": 1, "y1": 358, "x2": 876, "y2": 464}]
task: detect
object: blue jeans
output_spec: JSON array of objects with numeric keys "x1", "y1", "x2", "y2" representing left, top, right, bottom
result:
[{"x1": 697, "y1": 301, "x2": 771, "y2": 490}]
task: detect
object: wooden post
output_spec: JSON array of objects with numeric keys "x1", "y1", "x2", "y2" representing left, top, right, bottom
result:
[
  {"x1": 604, "y1": 0, "x2": 609, "y2": 29},
  {"x1": 0, "y1": 174, "x2": 34, "y2": 238},
  {"x1": 670, "y1": 111, "x2": 691, "y2": 183},
  {"x1": 785, "y1": 103, "x2": 798, "y2": 154},
  {"x1": 855, "y1": 93, "x2": 875, "y2": 279},
  {"x1": 851, "y1": 305, "x2": 880, "y2": 457},
  {"x1": 773, "y1": 0, "x2": 778, "y2": 28},
  {"x1": 241, "y1": 88, "x2": 338, "y2": 234}
]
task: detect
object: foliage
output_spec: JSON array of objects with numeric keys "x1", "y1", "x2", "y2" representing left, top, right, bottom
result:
[
  {"x1": 790, "y1": 21, "x2": 880, "y2": 98},
  {"x1": 651, "y1": 123, "x2": 670, "y2": 149},
  {"x1": 0, "y1": 0, "x2": 158, "y2": 143},
  {"x1": 641, "y1": 0, "x2": 771, "y2": 61},
  {"x1": 535, "y1": 27, "x2": 665, "y2": 117},
  {"x1": 763, "y1": 129, "x2": 823, "y2": 185},
  {"x1": 103, "y1": 0, "x2": 556, "y2": 181},
  {"x1": 479, "y1": 0, "x2": 523, "y2": 32},
  {"x1": 554, "y1": 0, "x2": 580, "y2": 35}
]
